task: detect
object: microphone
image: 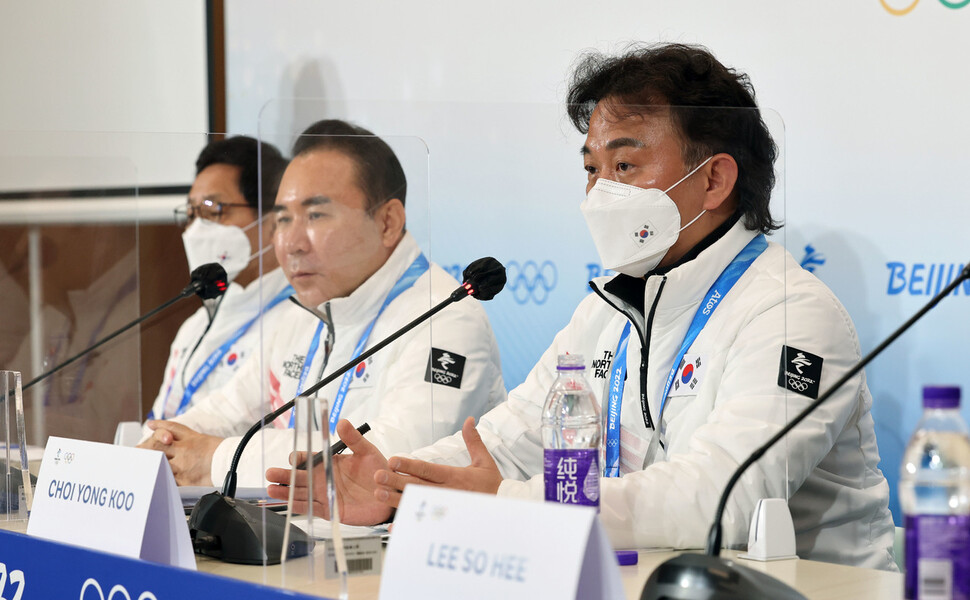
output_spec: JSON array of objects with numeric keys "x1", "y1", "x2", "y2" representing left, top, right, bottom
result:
[
  {"x1": 185, "y1": 263, "x2": 231, "y2": 301},
  {"x1": 22, "y1": 264, "x2": 228, "y2": 391},
  {"x1": 641, "y1": 261, "x2": 970, "y2": 600},
  {"x1": 188, "y1": 257, "x2": 506, "y2": 565}
]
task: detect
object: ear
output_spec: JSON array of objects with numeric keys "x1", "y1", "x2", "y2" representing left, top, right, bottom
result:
[
  {"x1": 701, "y1": 153, "x2": 739, "y2": 212},
  {"x1": 375, "y1": 198, "x2": 406, "y2": 247}
]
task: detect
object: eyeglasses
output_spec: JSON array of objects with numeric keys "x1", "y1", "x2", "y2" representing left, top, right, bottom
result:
[{"x1": 174, "y1": 198, "x2": 252, "y2": 226}]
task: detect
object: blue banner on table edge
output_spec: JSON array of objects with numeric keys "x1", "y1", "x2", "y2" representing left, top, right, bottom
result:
[{"x1": 0, "y1": 528, "x2": 326, "y2": 599}]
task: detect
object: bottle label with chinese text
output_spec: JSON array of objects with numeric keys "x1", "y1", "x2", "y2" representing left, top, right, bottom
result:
[{"x1": 543, "y1": 449, "x2": 599, "y2": 509}]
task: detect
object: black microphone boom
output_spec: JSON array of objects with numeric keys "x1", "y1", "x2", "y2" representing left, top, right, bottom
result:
[
  {"x1": 641, "y1": 261, "x2": 970, "y2": 600},
  {"x1": 189, "y1": 257, "x2": 506, "y2": 565},
  {"x1": 22, "y1": 263, "x2": 228, "y2": 391}
]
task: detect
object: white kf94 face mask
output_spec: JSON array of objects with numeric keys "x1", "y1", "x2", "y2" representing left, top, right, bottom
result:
[
  {"x1": 580, "y1": 156, "x2": 713, "y2": 277},
  {"x1": 181, "y1": 218, "x2": 266, "y2": 284}
]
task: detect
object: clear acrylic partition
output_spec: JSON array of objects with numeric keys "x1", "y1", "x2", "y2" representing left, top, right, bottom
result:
[
  {"x1": 1, "y1": 370, "x2": 30, "y2": 521},
  {"x1": 254, "y1": 114, "x2": 431, "y2": 593},
  {"x1": 0, "y1": 131, "x2": 152, "y2": 453},
  {"x1": 0, "y1": 105, "x2": 789, "y2": 586},
  {"x1": 251, "y1": 99, "x2": 788, "y2": 584}
]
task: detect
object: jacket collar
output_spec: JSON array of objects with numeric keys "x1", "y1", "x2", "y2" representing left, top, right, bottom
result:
[{"x1": 654, "y1": 218, "x2": 759, "y2": 313}]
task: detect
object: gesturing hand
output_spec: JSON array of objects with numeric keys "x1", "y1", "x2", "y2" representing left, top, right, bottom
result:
[
  {"x1": 373, "y1": 417, "x2": 503, "y2": 508},
  {"x1": 265, "y1": 419, "x2": 394, "y2": 525}
]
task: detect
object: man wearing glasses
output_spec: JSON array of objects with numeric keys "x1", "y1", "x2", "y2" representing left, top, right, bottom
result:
[{"x1": 146, "y1": 136, "x2": 290, "y2": 422}]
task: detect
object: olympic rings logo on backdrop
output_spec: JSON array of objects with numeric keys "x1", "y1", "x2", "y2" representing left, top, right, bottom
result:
[
  {"x1": 880, "y1": 0, "x2": 969, "y2": 15},
  {"x1": 788, "y1": 378, "x2": 809, "y2": 392},
  {"x1": 505, "y1": 260, "x2": 558, "y2": 305},
  {"x1": 80, "y1": 578, "x2": 157, "y2": 600}
]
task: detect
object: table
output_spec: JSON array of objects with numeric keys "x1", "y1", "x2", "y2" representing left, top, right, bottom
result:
[
  {"x1": 0, "y1": 521, "x2": 903, "y2": 600},
  {"x1": 0, "y1": 517, "x2": 902, "y2": 599},
  {"x1": 200, "y1": 544, "x2": 903, "y2": 599}
]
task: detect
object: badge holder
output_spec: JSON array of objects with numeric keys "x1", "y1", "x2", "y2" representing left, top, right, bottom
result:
[{"x1": 1, "y1": 370, "x2": 34, "y2": 521}]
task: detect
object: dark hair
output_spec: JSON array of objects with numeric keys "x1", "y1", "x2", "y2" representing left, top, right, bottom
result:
[
  {"x1": 195, "y1": 136, "x2": 288, "y2": 213},
  {"x1": 566, "y1": 43, "x2": 779, "y2": 233},
  {"x1": 291, "y1": 119, "x2": 407, "y2": 212}
]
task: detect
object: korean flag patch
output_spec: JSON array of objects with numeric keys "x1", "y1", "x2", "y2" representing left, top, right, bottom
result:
[
  {"x1": 424, "y1": 348, "x2": 466, "y2": 389},
  {"x1": 668, "y1": 353, "x2": 706, "y2": 398},
  {"x1": 350, "y1": 355, "x2": 376, "y2": 388}
]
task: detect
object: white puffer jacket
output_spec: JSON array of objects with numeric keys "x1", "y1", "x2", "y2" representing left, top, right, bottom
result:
[
  {"x1": 170, "y1": 233, "x2": 506, "y2": 487},
  {"x1": 413, "y1": 220, "x2": 896, "y2": 570}
]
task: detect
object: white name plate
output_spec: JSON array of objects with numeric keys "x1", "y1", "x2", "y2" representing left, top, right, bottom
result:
[
  {"x1": 380, "y1": 486, "x2": 623, "y2": 600},
  {"x1": 26, "y1": 436, "x2": 195, "y2": 569}
]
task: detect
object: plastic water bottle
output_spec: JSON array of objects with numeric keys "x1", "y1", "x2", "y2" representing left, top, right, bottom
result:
[
  {"x1": 541, "y1": 354, "x2": 601, "y2": 509},
  {"x1": 900, "y1": 385, "x2": 970, "y2": 600}
]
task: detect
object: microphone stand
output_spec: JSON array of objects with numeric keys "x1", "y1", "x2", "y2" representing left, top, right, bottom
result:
[{"x1": 641, "y1": 262, "x2": 970, "y2": 600}]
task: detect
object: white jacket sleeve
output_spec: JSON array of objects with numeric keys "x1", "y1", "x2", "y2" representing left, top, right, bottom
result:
[
  {"x1": 410, "y1": 304, "x2": 582, "y2": 479},
  {"x1": 361, "y1": 299, "x2": 504, "y2": 458}
]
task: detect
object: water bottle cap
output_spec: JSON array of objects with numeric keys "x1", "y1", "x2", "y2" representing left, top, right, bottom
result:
[
  {"x1": 556, "y1": 353, "x2": 586, "y2": 371},
  {"x1": 923, "y1": 385, "x2": 961, "y2": 409}
]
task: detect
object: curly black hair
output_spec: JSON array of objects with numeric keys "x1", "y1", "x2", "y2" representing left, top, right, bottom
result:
[{"x1": 567, "y1": 43, "x2": 779, "y2": 233}]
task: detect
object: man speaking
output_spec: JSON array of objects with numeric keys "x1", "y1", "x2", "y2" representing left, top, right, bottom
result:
[
  {"x1": 141, "y1": 120, "x2": 505, "y2": 487},
  {"x1": 269, "y1": 45, "x2": 897, "y2": 570}
]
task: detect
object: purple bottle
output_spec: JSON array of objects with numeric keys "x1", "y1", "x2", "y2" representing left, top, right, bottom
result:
[
  {"x1": 542, "y1": 354, "x2": 601, "y2": 509},
  {"x1": 901, "y1": 386, "x2": 970, "y2": 599}
]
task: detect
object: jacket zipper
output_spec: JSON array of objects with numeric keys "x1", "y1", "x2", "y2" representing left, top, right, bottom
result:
[
  {"x1": 590, "y1": 276, "x2": 667, "y2": 430},
  {"x1": 288, "y1": 297, "x2": 335, "y2": 429}
]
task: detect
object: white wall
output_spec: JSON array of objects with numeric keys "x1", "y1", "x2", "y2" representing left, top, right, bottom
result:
[
  {"x1": 223, "y1": 0, "x2": 969, "y2": 524},
  {"x1": 0, "y1": 0, "x2": 209, "y2": 189}
]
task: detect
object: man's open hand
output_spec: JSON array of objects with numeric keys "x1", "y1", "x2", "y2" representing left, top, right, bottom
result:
[{"x1": 373, "y1": 417, "x2": 503, "y2": 508}]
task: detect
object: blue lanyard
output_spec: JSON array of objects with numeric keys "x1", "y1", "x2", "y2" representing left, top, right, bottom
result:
[
  {"x1": 156, "y1": 283, "x2": 295, "y2": 419},
  {"x1": 657, "y1": 234, "x2": 767, "y2": 419},
  {"x1": 296, "y1": 321, "x2": 326, "y2": 396},
  {"x1": 604, "y1": 321, "x2": 631, "y2": 477},
  {"x1": 287, "y1": 253, "x2": 430, "y2": 431},
  {"x1": 601, "y1": 234, "x2": 767, "y2": 474}
]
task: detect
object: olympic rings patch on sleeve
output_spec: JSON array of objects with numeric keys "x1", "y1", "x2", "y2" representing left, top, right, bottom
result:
[
  {"x1": 424, "y1": 348, "x2": 466, "y2": 389},
  {"x1": 777, "y1": 345, "x2": 823, "y2": 399}
]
